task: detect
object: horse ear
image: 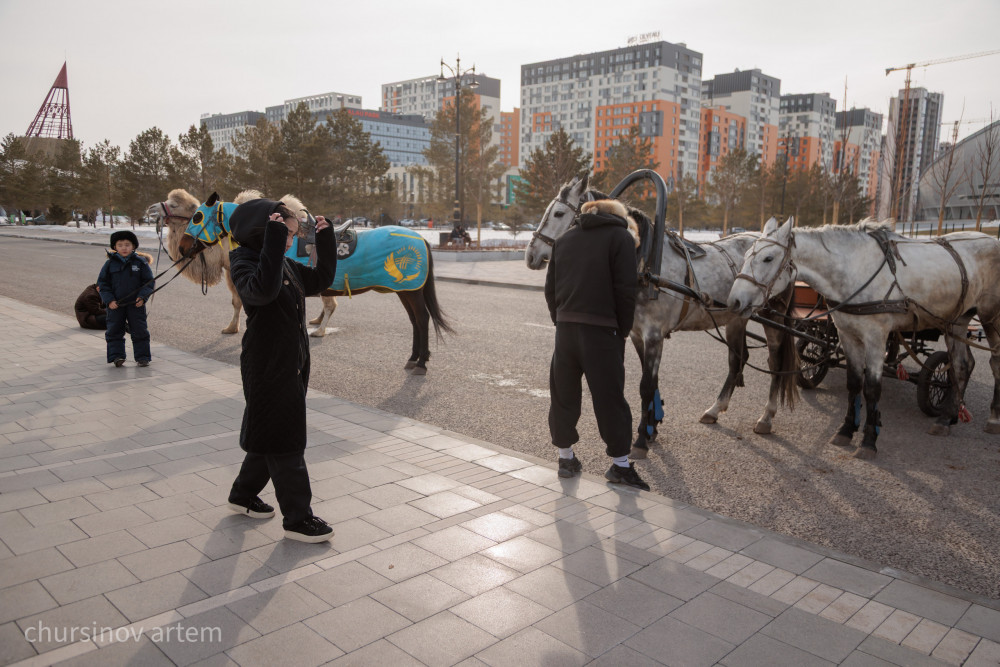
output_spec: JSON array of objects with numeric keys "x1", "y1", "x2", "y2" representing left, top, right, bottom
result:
[
  {"x1": 206, "y1": 192, "x2": 219, "y2": 206},
  {"x1": 762, "y1": 217, "x2": 779, "y2": 236},
  {"x1": 776, "y1": 218, "x2": 794, "y2": 243},
  {"x1": 579, "y1": 172, "x2": 590, "y2": 191}
]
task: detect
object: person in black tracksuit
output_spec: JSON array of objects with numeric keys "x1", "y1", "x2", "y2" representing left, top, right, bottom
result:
[
  {"x1": 97, "y1": 231, "x2": 154, "y2": 367},
  {"x1": 225, "y1": 197, "x2": 338, "y2": 543},
  {"x1": 544, "y1": 199, "x2": 649, "y2": 491}
]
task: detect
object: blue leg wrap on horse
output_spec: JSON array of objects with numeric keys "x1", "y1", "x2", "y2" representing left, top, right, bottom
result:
[{"x1": 646, "y1": 389, "x2": 664, "y2": 436}]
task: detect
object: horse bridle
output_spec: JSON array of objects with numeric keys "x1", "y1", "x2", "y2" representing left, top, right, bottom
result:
[
  {"x1": 532, "y1": 190, "x2": 595, "y2": 247},
  {"x1": 734, "y1": 235, "x2": 797, "y2": 304}
]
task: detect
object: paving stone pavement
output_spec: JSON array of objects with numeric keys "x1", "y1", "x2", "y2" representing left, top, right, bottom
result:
[{"x1": 1, "y1": 293, "x2": 1000, "y2": 666}]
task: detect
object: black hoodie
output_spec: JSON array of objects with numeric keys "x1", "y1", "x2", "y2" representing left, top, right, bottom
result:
[
  {"x1": 227, "y1": 199, "x2": 337, "y2": 454},
  {"x1": 544, "y1": 209, "x2": 638, "y2": 336}
]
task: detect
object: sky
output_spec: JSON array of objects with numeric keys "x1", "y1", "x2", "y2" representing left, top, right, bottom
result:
[{"x1": 1, "y1": 0, "x2": 998, "y2": 153}]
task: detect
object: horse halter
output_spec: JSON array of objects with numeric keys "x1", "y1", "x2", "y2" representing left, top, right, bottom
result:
[
  {"x1": 532, "y1": 190, "x2": 594, "y2": 247},
  {"x1": 734, "y1": 235, "x2": 796, "y2": 304}
]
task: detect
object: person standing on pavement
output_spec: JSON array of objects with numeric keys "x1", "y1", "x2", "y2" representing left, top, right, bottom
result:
[
  {"x1": 226, "y1": 194, "x2": 338, "y2": 543},
  {"x1": 97, "y1": 231, "x2": 154, "y2": 367},
  {"x1": 544, "y1": 198, "x2": 649, "y2": 491}
]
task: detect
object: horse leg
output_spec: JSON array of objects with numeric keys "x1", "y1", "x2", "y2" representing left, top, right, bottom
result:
[
  {"x1": 982, "y1": 319, "x2": 1000, "y2": 434},
  {"x1": 929, "y1": 325, "x2": 975, "y2": 436},
  {"x1": 629, "y1": 331, "x2": 660, "y2": 443},
  {"x1": 702, "y1": 322, "x2": 747, "y2": 425},
  {"x1": 221, "y1": 270, "x2": 242, "y2": 334},
  {"x1": 632, "y1": 332, "x2": 663, "y2": 459},
  {"x1": 401, "y1": 292, "x2": 430, "y2": 374},
  {"x1": 855, "y1": 339, "x2": 888, "y2": 459},
  {"x1": 309, "y1": 296, "x2": 337, "y2": 338},
  {"x1": 831, "y1": 334, "x2": 864, "y2": 448}
]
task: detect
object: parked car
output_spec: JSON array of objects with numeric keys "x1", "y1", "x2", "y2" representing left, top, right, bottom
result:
[{"x1": 399, "y1": 219, "x2": 416, "y2": 227}]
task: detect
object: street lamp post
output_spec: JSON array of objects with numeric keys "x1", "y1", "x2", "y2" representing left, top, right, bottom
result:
[{"x1": 437, "y1": 56, "x2": 478, "y2": 236}]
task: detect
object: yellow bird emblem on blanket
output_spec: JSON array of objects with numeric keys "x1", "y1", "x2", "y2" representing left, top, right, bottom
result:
[{"x1": 384, "y1": 252, "x2": 420, "y2": 283}]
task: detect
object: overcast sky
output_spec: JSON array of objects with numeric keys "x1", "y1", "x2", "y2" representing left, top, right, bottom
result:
[{"x1": 1, "y1": 0, "x2": 997, "y2": 153}]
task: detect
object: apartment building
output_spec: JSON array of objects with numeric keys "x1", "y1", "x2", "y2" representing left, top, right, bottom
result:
[
  {"x1": 498, "y1": 109, "x2": 520, "y2": 169},
  {"x1": 698, "y1": 105, "x2": 746, "y2": 185},
  {"x1": 778, "y1": 93, "x2": 837, "y2": 173},
  {"x1": 833, "y1": 108, "x2": 883, "y2": 200},
  {"x1": 519, "y1": 40, "x2": 704, "y2": 185},
  {"x1": 886, "y1": 87, "x2": 943, "y2": 221},
  {"x1": 264, "y1": 91, "x2": 363, "y2": 125},
  {"x1": 703, "y1": 69, "x2": 780, "y2": 168},
  {"x1": 200, "y1": 110, "x2": 265, "y2": 155}
]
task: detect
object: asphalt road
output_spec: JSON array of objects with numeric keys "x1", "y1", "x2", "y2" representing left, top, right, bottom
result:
[{"x1": 2, "y1": 236, "x2": 999, "y2": 600}]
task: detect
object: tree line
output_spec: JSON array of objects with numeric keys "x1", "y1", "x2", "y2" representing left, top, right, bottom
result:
[{"x1": 513, "y1": 127, "x2": 873, "y2": 235}]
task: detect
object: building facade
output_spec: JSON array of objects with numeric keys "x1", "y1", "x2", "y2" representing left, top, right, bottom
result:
[
  {"x1": 778, "y1": 93, "x2": 837, "y2": 174},
  {"x1": 833, "y1": 108, "x2": 883, "y2": 200},
  {"x1": 200, "y1": 110, "x2": 266, "y2": 155},
  {"x1": 887, "y1": 87, "x2": 944, "y2": 221},
  {"x1": 519, "y1": 40, "x2": 704, "y2": 185},
  {"x1": 698, "y1": 105, "x2": 747, "y2": 185},
  {"x1": 341, "y1": 108, "x2": 430, "y2": 168},
  {"x1": 264, "y1": 91, "x2": 362, "y2": 126},
  {"x1": 916, "y1": 120, "x2": 1000, "y2": 222},
  {"x1": 498, "y1": 109, "x2": 520, "y2": 169},
  {"x1": 703, "y1": 69, "x2": 780, "y2": 168}
]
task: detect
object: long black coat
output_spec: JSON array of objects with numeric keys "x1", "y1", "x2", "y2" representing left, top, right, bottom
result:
[{"x1": 229, "y1": 219, "x2": 336, "y2": 454}]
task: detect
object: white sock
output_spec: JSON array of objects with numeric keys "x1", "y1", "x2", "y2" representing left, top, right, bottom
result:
[
  {"x1": 612, "y1": 455, "x2": 630, "y2": 467},
  {"x1": 558, "y1": 447, "x2": 575, "y2": 460}
]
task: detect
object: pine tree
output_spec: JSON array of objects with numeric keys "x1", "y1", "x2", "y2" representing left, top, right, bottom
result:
[
  {"x1": 232, "y1": 118, "x2": 283, "y2": 197},
  {"x1": 118, "y1": 128, "x2": 174, "y2": 225},
  {"x1": 514, "y1": 128, "x2": 591, "y2": 216},
  {"x1": 80, "y1": 140, "x2": 121, "y2": 225},
  {"x1": 592, "y1": 125, "x2": 660, "y2": 201},
  {"x1": 177, "y1": 124, "x2": 221, "y2": 198},
  {"x1": 322, "y1": 108, "x2": 390, "y2": 217}
]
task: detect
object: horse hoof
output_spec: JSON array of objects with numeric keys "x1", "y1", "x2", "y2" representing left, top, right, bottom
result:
[
  {"x1": 410, "y1": 366, "x2": 427, "y2": 376},
  {"x1": 221, "y1": 328, "x2": 238, "y2": 335},
  {"x1": 700, "y1": 413, "x2": 718, "y2": 424},
  {"x1": 853, "y1": 446, "x2": 877, "y2": 460},
  {"x1": 630, "y1": 446, "x2": 648, "y2": 460},
  {"x1": 753, "y1": 421, "x2": 772, "y2": 435},
  {"x1": 927, "y1": 423, "x2": 950, "y2": 437},
  {"x1": 404, "y1": 361, "x2": 417, "y2": 370},
  {"x1": 309, "y1": 329, "x2": 325, "y2": 338},
  {"x1": 830, "y1": 433, "x2": 853, "y2": 448}
]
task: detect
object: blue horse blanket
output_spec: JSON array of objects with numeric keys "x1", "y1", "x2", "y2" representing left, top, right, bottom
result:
[{"x1": 288, "y1": 225, "x2": 429, "y2": 294}]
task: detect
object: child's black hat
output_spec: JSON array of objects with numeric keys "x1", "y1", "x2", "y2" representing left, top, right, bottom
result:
[{"x1": 109, "y1": 230, "x2": 139, "y2": 249}]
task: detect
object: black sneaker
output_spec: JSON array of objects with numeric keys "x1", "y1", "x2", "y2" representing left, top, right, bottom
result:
[
  {"x1": 284, "y1": 516, "x2": 334, "y2": 543},
  {"x1": 557, "y1": 454, "x2": 582, "y2": 478},
  {"x1": 137, "y1": 359, "x2": 150, "y2": 367},
  {"x1": 113, "y1": 358, "x2": 125, "y2": 367},
  {"x1": 605, "y1": 463, "x2": 650, "y2": 491},
  {"x1": 228, "y1": 496, "x2": 275, "y2": 519}
]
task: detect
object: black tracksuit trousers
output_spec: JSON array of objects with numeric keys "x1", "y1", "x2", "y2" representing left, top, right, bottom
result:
[
  {"x1": 229, "y1": 452, "x2": 312, "y2": 528},
  {"x1": 548, "y1": 322, "x2": 632, "y2": 458}
]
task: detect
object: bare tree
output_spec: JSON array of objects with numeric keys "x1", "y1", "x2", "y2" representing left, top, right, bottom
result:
[
  {"x1": 966, "y1": 111, "x2": 1000, "y2": 232},
  {"x1": 929, "y1": 118, "x2": 968, "y2": 236}
]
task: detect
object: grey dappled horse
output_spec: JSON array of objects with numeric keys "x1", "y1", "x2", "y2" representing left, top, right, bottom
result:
[
  {"x1": 728, "y1": 217, "x2": 1000, "y2": 459},
  {"x1": 527, "y1": 175, "x2": 799, "y2": 456}
]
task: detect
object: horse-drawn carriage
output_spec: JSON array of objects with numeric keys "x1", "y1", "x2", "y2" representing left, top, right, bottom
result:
[{"x1": 790, "y1": 281, "x2": 955, "y2": 417}]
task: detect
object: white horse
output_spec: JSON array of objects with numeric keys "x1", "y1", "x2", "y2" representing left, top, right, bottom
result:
[
  {"x1": 727, "y1": 217, "x2": 1000, "y2": 459},
  {"x1": 527, "y1": 175, "x2": 799, "y2": 457},
  {"x1": 145, "y1": 189, "x2": 337, "y2": 336}
]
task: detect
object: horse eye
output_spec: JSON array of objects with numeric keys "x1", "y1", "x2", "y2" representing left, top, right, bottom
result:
[
  {"x1": 763, "y1": 255, "x2": 774, "y2": 263},
  {"x1": 553, "y1": 211, "x2": 564, "y2": 218}
]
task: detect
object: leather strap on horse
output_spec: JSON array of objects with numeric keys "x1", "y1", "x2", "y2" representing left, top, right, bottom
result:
[{"x1": 934, "y1": 237, "x2": 970, "y2": 323}]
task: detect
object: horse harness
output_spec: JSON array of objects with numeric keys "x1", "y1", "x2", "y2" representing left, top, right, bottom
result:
[{"x1": 532, "y1": 190, "x2": 596, "y2": 247}]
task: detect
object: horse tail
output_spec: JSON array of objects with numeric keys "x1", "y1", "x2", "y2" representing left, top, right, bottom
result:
[
  {"x1": 775, "y1": 282, "x2": 800, "y2": 409},
  {"x1": 422, "y1": 241, "x2": 455, "y2": 340}
]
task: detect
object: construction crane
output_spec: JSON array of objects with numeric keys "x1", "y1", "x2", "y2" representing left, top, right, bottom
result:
[{"x1": 884, "y1": 49, "x2": 1000, "y2": 222}]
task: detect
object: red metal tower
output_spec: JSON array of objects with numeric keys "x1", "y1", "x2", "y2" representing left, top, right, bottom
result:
[{"x1": 25, "y1": 62, "x2": 74, "y2": 140}]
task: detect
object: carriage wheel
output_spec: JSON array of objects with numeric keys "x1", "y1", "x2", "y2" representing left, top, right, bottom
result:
[
  {"x1": 917, "y1": 350, "x2": 954, "y2": 418},
  {"x1": 795, "y1": 336, "x2": 830, "y2": 389}
]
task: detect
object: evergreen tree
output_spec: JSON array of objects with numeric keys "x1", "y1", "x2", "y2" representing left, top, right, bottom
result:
[
  {"x1": 276, "y1": 102, "x2": 321, "y2": 204},
  {"x1": 177, "y1": 124, "x2": 221, "y2": 198},
  {"x1": 514, "y1": 128, "x2": 591, "y2": 216},
  {"x1": 48, "y1": 139, "x2": 83, "y2": 223},
  {"x1": 81, "y1": 140, "x2": 121, "y2": 225},
  {"x1": 118, "y1": 128, "x2": 174, "y2": 225},
  {"x1": 592, "y1": 125, "x2": 660, "y2": 201},
  {"x1": 232, "y1": 117, "x2": 283, "y2": 196},
  {"x1": 705, "y1": 148, "x2": 755, "y2": 235},
  {"x1": 0, "y1": 133, "x2": 27, "y2": 218},
  {"x1": 322, "y1": 108, "x2": 390, "y2": 216}
]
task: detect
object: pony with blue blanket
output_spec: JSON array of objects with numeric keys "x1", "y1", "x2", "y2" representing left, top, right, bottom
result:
[{"x1": 147, "y1": 189, "x2": 453, "y2": 374}]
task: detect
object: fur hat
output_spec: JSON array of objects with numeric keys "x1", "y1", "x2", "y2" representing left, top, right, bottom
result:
[
  {"x1": 109, "y1": 230, "x2": 139, "y2": 249},
  {"x1": 580, "y1": 200, "x2": 640, "y2": 248}
]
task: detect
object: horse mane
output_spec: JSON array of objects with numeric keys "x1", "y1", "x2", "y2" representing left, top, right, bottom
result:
[{"x1": 805, "y1": 218, "x2": 899, "y2": 253}]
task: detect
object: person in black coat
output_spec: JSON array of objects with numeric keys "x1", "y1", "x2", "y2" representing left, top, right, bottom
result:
[
  {"x1": 544, "y1": 198, "x2": 649, "y2": 491},
  {"x1": 97, "y1": 231, "x2": 154, "y2": 367},
  {"x1": 226, "y1": 196, "x2": 338, "y2": 543}
]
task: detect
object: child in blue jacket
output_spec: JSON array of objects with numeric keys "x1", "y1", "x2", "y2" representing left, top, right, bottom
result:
[{"x1": 97, "y1": 230, "x2": 154, "y2": 367}]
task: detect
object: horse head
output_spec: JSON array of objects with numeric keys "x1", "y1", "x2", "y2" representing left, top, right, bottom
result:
[
  {"x1": 728, "y1": 217, "x2": 795, "y2": 318},
  {"x1": 181, "y1": 192, "x2": 239, "y2": 258},
  {"x1": 525, "y1": 173, "x2": 592, "y2": 270}
]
